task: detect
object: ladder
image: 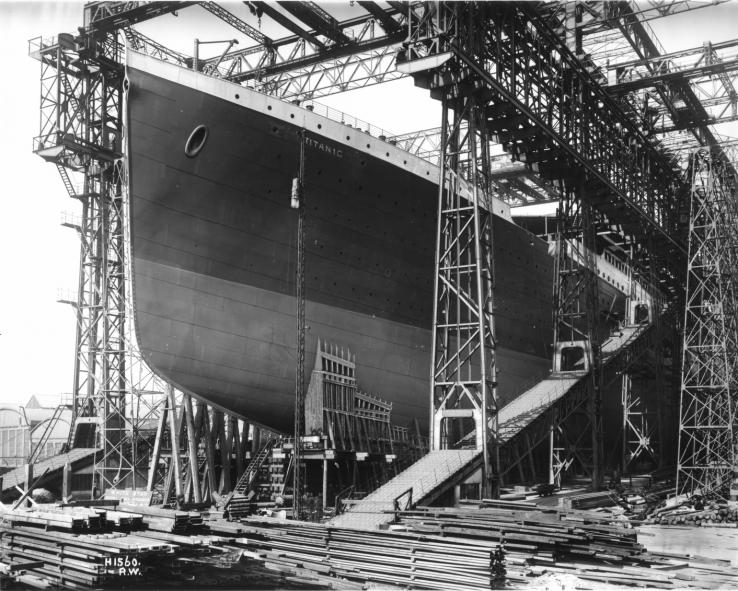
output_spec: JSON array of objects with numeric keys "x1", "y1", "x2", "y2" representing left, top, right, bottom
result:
[
  {"x1": 28, "y1": 404, "x2": 70, "y2": 464},
  {"x1": 233, "y1": 438, "x2": 275, "y2": 494}
]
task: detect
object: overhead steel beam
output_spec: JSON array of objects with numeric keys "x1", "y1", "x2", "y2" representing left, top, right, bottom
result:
[
  {"x1": 200, "y1": 2, "x2": 272, "y2": 46},
  {"x1": 357, "y1": 1, "x2": 403, "y2": 34},
  {"x1": 602, "y1": 1, "x2": 736, "y2": 175},
  {"x1": 611, "y1": 38, "x2": 738, "y2": 73},
  {"x1": 228, "y1": 30, "x2": 402, "y2": 83},
  {"x1": 256, "y1": 43, "x2": 402, "y2": 100},
  {"x1": 83, "y1": 1, "x2": 193, "y2": 32},
  {"x1": 203, "y1": 8, "x2": 400, "y2": 70},
  {"x1": 248, "y1": 2, "x2": 325, "y2": 49},
  {"x1": 277, "y1": 1, "x2": 352, "y2": 45},
  {"x1": 123, "y1": 28, "x2": 190, "y2": 66},
  {"x1": 608, "y1": 59, "x2": 738, "y2": 94}
]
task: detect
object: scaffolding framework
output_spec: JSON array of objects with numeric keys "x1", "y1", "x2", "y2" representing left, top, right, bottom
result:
[
  {"x1": 676, "y1": 149, "x2": 738, "y2": 501},
  {"x1": 31, "y1": 32, "x2": 163, "y2": 494}
]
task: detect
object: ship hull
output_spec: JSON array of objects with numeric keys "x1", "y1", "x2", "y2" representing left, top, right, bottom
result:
[{"x1": 125, "y1": 53, "x2": 622, "y2": 432}]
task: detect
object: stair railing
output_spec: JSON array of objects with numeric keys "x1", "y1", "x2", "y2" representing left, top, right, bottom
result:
[
  {"x1": 393, "y1": 486, "x2": 414, "y2": 518},
  {"x1": 334, "y1": 484, "x2": 355, "y2": 516},
  {"x1": 233, "y1": 438, "x2": 275, "y2": 494},
  {"x1": 28, "y1": 404, "x2": 69, "y2": 465}
]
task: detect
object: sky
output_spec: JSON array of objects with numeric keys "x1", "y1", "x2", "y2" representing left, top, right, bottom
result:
[{"x1": 0, "y1": 1, "x2": 737, "y2": 407}]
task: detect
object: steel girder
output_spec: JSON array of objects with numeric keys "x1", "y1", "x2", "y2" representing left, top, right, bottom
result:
[
  {"x1": 200, "y1": 2, "x2": 272, "y2": 46},
  {"x1": 277, "y1": 2, "x2": 352, "y2": 46},
  {"x1": 83, "y1": 1, "x2": 193, "y2": 32},
  {"x1": 123, "y1": 28, "x2": 190, "y2": 66}
]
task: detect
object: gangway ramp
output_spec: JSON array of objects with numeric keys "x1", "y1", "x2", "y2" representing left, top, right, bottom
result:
[
  {"x1": 328, "y1": 449, "x2": 479, "y2": 529},
  {"x1": 1, "y1": 448, "x2": 98, "y2": 494},
  {"x1": 498, "y1": 322, "x2": 653, "y2": 482},
  {"x1": 498, "y1": 323, "x2": 650, "y2": 444},
  {"x1": 331, "y1": 322, "x2": 652, "y2": 529}
]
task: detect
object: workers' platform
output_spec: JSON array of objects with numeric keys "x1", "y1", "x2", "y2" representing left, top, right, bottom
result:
[
  {"x1": 329, "y1": 449, "x2": 479, "y2": 529},
  {"x1": 0, "y1": 448, "x2": 98, "y2": 494},
  {"x1": 331, "y1": 323, "x2": 651, "y2": 530}
]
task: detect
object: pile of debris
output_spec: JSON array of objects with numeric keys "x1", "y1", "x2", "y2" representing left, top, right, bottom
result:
[{"x1": 643, "y1": 494, "x2": 738, "y2": 527}]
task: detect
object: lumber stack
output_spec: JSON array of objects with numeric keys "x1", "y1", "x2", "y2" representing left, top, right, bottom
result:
[
  {"x1": 117, "y1": 503, "x2": 203, "y2": 534},
  {"x1": 392, "y1": 505, "x2": 738, "y2": 588},
  {"x1": 0, "y1": 515, "x2": 349, "y2": 590},
  {"x1": 0, "y1": 524, "x2": 175, "y2": 589},
  {"x1": 226, "y1": 491, "x2": 255, "y2": 519},
  {"x1": 564, "y1": 489, "x2": 618, "y2": 510},
  {"x1": 0, "y1": 505, "x2": 105, "y2": 532},
  {"x1": 223, "y1": 517, "x2": 504, "y2": 590}
]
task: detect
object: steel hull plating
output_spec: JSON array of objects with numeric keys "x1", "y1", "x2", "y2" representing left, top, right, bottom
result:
[{"x1": 125, "y1": 53, "x2": 623, "y2": 432}]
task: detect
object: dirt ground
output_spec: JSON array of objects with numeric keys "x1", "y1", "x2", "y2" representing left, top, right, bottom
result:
[{"x1": 637, "y1": 524, "x2": 738, "y2": 566}]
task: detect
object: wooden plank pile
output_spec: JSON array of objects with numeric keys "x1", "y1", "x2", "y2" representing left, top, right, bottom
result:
[
  {"x1": 392, "y1": 504, "x2": 738, "y2": 588},
  {"x1": 0, "y1": 509, "x2": 350, "y2": 590},
  {"x1": 0, "y1": 505, "x2": 106, "y2": 532},
  {"x1": 216, "y1": 517, "x2": 504, "y2": 590},
  {"x1": 0, "y1": 524, "x2": 175, "y2": 588},
  {"x1": 226, "y1": 491, "x2": 255, "y2": 519},
  {"x1": 564, "y1": 490, "x2": 618, "y2": 510},
  {"x1": 117, "y1": 503, "x2": 203, "y2": 534}
]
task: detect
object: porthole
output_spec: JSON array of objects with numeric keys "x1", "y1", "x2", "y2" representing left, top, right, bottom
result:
[
  {"x1": 318, "y1": 124, "x2": 322, "y2": 129},
  {"x1": 184, "y1": 125, "x2": 208, "y2": 158},
  {"x1": 235, "y1": 93, "x2": 240, "y2": 99}
]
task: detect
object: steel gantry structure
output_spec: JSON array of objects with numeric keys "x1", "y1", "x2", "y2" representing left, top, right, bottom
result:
[
  {"x1": 32, "y1": 1, "x2": 738, "y2": 498},
  {"x1": 396, "y1": 1, "x2": 689, "y2": 489}
]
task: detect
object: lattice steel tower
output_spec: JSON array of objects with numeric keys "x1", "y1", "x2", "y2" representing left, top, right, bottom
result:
[
  {"x1": 676, "y1": 148, "x2": 737, "y2": 501},
  {"x1": 31, "y1": 24, "x2": 162, "y2": 494}
]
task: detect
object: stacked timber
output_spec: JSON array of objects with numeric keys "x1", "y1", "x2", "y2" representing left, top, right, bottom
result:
[
  {"x1": 117, "y1": 503, "x2": 203, "y2": 534},
  {"x1": 0, "y1": 525, "x2": 175, "y2": 588},
  {"x1": 226, "y1": 491, "x2": 256, "y2": 519},
  {"x1": 220, "y1": 517, "x2": 505, "y2": 590},
  {"x1": 564, "y1": 490, "x2": 618, "y2": 510},
  {"x1": 392, "y1": 505, "x2": 738, "y2": 588},
  {"x1": 0, "y1": 505, "x2": 105, "y2": 532},
  {"x1": 0, "y1": 513, "x2": 349, "y2": 590}
]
